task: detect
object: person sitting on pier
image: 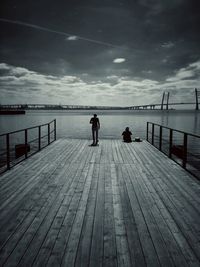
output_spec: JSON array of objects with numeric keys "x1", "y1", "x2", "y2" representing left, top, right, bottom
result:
[
  {"x1": 122, "y1": 127, "x2": 132, "y2": 143},
  {"x1": 90, "y1": 114, "x2": 100, "y2": 146}
]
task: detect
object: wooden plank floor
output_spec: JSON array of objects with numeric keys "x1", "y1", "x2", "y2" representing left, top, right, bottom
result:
[{"x1": 0, "y1": 139, "x2": 200, "y2": 267}]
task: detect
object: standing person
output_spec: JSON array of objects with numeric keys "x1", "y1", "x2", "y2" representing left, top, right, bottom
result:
[
  {"x1": 90, "y1": 114, "x2": 100, "y2": 146},
  {"x1": 122, "y1": 127, "x2": 132, "y2": 143}
]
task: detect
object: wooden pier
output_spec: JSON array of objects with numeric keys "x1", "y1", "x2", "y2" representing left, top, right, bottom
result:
[{"x1": 0, "y1": 139, "x2": 200, "y2": 267}]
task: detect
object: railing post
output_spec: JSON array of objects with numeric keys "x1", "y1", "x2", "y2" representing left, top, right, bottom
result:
[
  {"x1": 152, "y1": 123, "x2": 154, "y2": 145},
  {"x1": 183, "y1": 133, "x2": 188, "y2": 168},
  {"x1": 38, "y1": 126, "x2": 41, "y2": 150},
  {"x1": 169, "y1": 129, "x2": 173, "y2": 158},
  {"x1": 159, "y1": 126, "x2": 162, "y2": 151},
  {"x1": 54, "y1": 119, "x2": 56, "y2": 141},
  {"x1": 25, "y1": 129, "x2": 28, "y2": 159},
  {"x1": 146, "y1": 122, "x2": 149, "y2": 141},
  {"x1": 195, "y1": 88, "x2": 199, "y2": 110},
  {"x1": 6, "y1": 134, "x2": 10, "y2": 170},
  {"x1": 48, "y1": 124, "x2": 50, "y2": 145}
]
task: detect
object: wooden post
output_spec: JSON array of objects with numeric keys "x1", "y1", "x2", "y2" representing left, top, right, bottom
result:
[
  {"x1": 152, "y1": 123, "x2": 154, "y2": 145},
  {"x1": 183, "y1": 133, "x2": 188, "y2": 168},
  {"x1": 159, "y1": 126, "x2": 162, "y2": 151},
  {"x1": 48, "y1": 124, "x2": 50, "y2": 145},
  {"x1": 6, "y1": 134, "x2": 10, "y2": 170},
  {"x1": 146, "y1": 122, "x2": 149, "y2": 141},
  {"x1": 195, "y1": 88, "x2": 199, "y2": 110},
  {"x1": 169, "y1": 129, "x2": 173, "y2": 158},
  {"x1": 54, "y1": 119, "x2": 56, "y2": 141},
  {"x1": 38, "y1": 126, "x2": 41, "y2": 150},
  {"x1": 25, "y1": 129, "x2": 28, "y2": 159}
]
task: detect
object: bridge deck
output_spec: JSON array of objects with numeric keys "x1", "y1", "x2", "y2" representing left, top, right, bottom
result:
[{"x1": 0, "y1": 139, "x2": 200, "y2": 267}]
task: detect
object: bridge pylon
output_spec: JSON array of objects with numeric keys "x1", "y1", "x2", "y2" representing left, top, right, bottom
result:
[
  {"x1": 161, "y1": 92, "x2": 169, "y2": 110},
  {"x1": 195, "y1": 88, "x2": 199, "y2": 110},
  {"x1": 166, "y1": 92, "x2": 170, "y2": 110},
  {"x1": 161, "y1": 92, "x2": 165, "y2": 110}
]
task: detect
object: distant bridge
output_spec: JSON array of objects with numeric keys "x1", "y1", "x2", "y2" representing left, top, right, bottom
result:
[
  {"x1": 127, "y1": 102, "x2": 197, "y2": 110},
  {"x1": 0, "y1": 89, "x2": 199, "y2": 111},
  {"x1": 0, "y1": 104, "x2": 126, "y2": 110},
  {"x1": 0, "y1": 102, "x2": 197, "y2": 111}
]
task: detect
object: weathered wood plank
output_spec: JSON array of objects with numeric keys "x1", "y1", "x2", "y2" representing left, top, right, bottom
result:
[
  {"x1": 111, "y1": 163, "x2": 131, "y2": 267},
  {"x1": 0, "y1": 139, "x2": 200, "y2": 267},
  {"x1": 75, "y1": 162, "x2": 100, "y2": 267},
  {"x1": 103, "y1": 163, "x2": 117, "y2": 267},
  {"x1": 116, "y1": 163, "x2": 146, "y2": 267},
  {"x1": 89, "y1": 161, "x2": 105, "y2": 267}
]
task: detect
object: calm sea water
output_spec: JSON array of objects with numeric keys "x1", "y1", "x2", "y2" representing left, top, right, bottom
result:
[{"x1": 0, "y1": 110, "x2": 199, "y2": 139}]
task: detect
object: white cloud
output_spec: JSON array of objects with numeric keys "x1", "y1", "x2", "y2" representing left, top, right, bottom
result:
[
  {"x1": 166, "y1": 60, "x2": 200, "y2": 82},
  {"x1": 0, "y1": 63, "x2": 10, "y2": 70},
  {"x1": 113, "y1": 58, "x2": 126, "y2": 63},
  {"x1": 0, "y1": 60, "x2": 199, "y2": 106},
  {"x1": 66, "y1": 35, "x2": 78, "y2": 41}
]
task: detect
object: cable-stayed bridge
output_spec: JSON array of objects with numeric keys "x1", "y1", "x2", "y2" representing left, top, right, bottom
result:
[{"x1": 0, "y1": 89, "x2": 199, "y2": 111}]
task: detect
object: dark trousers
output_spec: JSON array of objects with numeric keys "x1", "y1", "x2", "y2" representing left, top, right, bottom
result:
[{"x1": 92, "y1": 127, "x2": 99, "y2": 144}]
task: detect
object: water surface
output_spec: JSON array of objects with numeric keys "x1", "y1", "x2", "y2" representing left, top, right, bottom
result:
[{"x1": 0, "y1": 110, "x2": 199, "y2": 139}]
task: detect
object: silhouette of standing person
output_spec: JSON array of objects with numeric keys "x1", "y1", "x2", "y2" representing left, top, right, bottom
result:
[
  {"x1": 90, "y1": 114, "x2": 100, "y2": 146},
  {"x1": 122, "y1": 127, "x2": 132, "y2": 142}
]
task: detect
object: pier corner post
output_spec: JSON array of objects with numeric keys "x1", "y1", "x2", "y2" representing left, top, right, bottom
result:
[
  {"x1": 169, "y1": 129, "x2": 173, "y2": 158},
  {"x1": 54, "y1": 119, "x2": 56, "y2": 141},
  {"x1": 38, "y1": 126, "x2": 41, "y2": 151},
  {"x1": 183, "y1": 133, "x2": 188, "y2": 169},
  {"x1": 152, "y1": 123, "x2": 154, "y2": 145},
  {"x1": 6, "y1": 133, "x2": 10, "y2": 170},
  {"x1": 159, "y1": 126, "x2": 162, "y2": 151},
  {"x1": 48, "y1": 124, "x2": 50, "y2": 145},
  {"x1": 25, "y1": 129, "x2": 28, "y2": 159}
]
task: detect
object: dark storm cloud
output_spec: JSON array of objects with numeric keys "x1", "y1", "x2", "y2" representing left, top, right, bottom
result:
[{"x1": 0, "y1": 0, "x2": 200, "y2": 105}]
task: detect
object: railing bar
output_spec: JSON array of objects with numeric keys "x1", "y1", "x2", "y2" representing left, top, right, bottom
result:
[
  {"x1": 40, "y1": 134, "x2": 49, "y2": 139},
  {"x1": 0, "y1": 119, "x2": 56, "y2": 174},
  {"x1": 28, "y1": 137, "x2": 39, "y2": 144},
  {"x1": 146, "y1": 121, "x2": 200, "y2": 138},
  {"x1": 147, "y1": 122, "x2": 200, "y2": 180},
  {"x1": 0, "y1": 119, "x2": 55, "y2": 137}
]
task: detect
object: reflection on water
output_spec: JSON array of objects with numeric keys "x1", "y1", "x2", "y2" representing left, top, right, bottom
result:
[{"x1": 0, "y1": 110, "x2": 200, "y2": 139}]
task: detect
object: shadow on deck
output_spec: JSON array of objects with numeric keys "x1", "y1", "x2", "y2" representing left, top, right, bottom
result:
[{"x1": 0, "y1": 139, "x2": 200, "y2": 267}]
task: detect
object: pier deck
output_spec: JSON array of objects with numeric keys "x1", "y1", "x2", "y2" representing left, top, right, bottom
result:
[{"x1": 0, "y1": 139, "x2": 200, "y2": 267}]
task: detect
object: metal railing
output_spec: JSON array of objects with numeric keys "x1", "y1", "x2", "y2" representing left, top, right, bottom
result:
[
  {"x1": 0, "y1": 119, "x2": 56, "y2": 174},
  {"x1": 146, "y1": 122, "x2": 200, "y2": 180}
]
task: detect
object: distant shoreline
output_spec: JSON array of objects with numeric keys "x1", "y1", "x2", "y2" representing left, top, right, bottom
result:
[
  {"x1": 0, "y1": 110, "x2": 25, "y2": 115},
  {"x1": 24, "y1": 109, "x2": 199, "y2": 114}
]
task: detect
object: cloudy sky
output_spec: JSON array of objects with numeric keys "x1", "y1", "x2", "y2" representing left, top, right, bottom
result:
[{"x1": 0, "y1": 0, "x2": 200, "y2": 106}]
